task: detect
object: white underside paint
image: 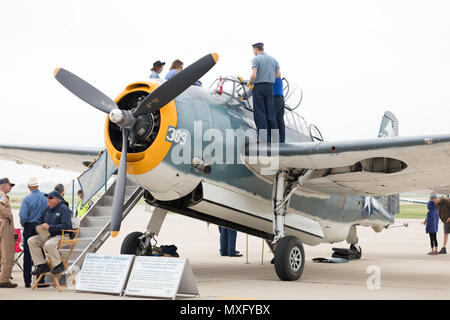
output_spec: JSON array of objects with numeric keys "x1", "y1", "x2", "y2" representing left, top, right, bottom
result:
[
  {"x1": 190, "y1": 181, "x2": 325, "y2": 246},
  {"x1": 128, "y1": 162, "x2": 201, "y2": 201}
]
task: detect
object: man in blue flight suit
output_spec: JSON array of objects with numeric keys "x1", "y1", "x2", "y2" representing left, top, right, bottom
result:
[
  {"x1": 28, "y1": 190, "x2": 72, "y2": 276},
  {"x1": 273, "y1": 77, "x2": 286, "y2": 143},
  {"x1": 19, "y1": 177, "x2": 48, "y2": 288},
  {"x1": 248, "y1": 42, "x2": 281, "y2": 143}
]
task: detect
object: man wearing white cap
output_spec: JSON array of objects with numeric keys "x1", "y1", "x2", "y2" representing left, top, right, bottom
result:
[{"x1": 19, "y1": 177, "x2": 47, "y2": 288}]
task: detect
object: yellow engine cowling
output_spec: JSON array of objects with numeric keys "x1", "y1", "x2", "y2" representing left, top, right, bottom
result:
[
  {"x1": 104, "y1": 81, "x2": 177, "y2": 174},
  {"x1": 103, "y1": 81, "x2": 200, "y2": 201}
]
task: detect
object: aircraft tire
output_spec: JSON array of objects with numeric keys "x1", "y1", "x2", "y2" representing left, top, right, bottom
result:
[
  {"x1": 120, "y1": 231, "x2": 144, "y2": 255},
  {"x1": 274, "y1": 235, "x2": 305, "y2": 281}
]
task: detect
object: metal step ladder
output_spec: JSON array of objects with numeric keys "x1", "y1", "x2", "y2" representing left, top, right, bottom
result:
[{"x1": 62, "y1": 178, "x2": 144, "y2": 274}]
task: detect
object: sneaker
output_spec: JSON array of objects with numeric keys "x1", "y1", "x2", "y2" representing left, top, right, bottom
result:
[
  {"x1": 0, "y1": 281, "x2": 18, "y2": 288},
  {"x1": 439, "y1": 247, "x2": 447, "y2": 254},
  {"x1": 427, "y1": 251, "x2": 435, "y2": 255},
  {"x1": 50, "y1": 263, "x2": 65, "y2": 275},
  {"x1": 31, "y1": 264, "x2": 50, "y2": 276}
]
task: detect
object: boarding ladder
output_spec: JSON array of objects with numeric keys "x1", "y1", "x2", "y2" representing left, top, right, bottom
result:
[{"x1": 61, "y1": 178, "x2": 144, "y2": 274}]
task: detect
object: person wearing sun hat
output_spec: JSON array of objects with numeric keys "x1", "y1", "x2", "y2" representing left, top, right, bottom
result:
[{"x1": 150, "y1": 60, "x2": 166, "y2": 80}]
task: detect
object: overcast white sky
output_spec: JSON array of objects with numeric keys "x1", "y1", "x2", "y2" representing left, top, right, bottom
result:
[{"x1": 2, "y1": 0, "x2": 450, "y2": 186}]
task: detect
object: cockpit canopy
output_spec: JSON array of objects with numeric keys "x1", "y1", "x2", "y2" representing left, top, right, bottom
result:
[
  {"x1": 209, "y1": 76, "x2": 323, "y2": 142},
  {"x1": 209, "y1": 76, "x2": 303, "y2": 111}
]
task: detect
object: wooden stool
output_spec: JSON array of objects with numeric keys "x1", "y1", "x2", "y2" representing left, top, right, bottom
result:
[{"x1": 32, "y1": 229, "x2": 79, "y2": 292}]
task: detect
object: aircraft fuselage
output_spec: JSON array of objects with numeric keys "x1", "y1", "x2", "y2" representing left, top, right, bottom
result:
[{"x1": 105, "y1": 83, "x2": 395, "y2": 246}]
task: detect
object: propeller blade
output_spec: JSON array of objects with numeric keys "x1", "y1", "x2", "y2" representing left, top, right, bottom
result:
[
  {"x1": 110, "y1": 129, "x2": 130, "y2": 237},
  {"x1": 133, "y1": 53, "x2": 219, "y2": 117},
  {"x1": 54, "y1": 68, "x2": 118, "y2": 114}
]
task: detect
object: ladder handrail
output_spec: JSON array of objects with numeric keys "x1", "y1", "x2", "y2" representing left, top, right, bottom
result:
[{"x1": 67, "y1": 178, "x2": 144, "y2": 273}]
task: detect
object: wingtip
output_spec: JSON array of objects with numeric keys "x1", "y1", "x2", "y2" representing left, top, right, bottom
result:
[
  {"x1": 212, "y1": 53, "x2": 219, "y2": 63},
  {"x1": 53, "y1": 67, "x2": 61, "y2": 77}
]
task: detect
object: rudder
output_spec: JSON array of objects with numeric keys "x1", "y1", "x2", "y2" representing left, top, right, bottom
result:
[
  {"x1": 378, "y1": 111, "x2": 399, "y2": 138},
  {"x1": 378, "y1": 111, "x2": 400, "y2": 214}
]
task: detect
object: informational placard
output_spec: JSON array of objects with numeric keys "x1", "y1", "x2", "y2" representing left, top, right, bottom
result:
[
  {"x1": 75, "y1": 254, "x2": 134, "y2": 295},
  {"x1": 125, "y1": 257, "x2": 199, "y2": 299}
]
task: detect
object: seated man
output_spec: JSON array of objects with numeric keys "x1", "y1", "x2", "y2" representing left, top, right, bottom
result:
[{"x1": 28, "y1": 190, "x2": 72, "y2": 276}]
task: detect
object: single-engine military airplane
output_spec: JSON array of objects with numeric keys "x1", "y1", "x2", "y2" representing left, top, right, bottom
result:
[{"x1": 2, "y1": 52, "x2": 450, "y2": 281}]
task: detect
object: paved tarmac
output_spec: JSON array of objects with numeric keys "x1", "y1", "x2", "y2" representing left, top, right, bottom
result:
[{"x1": 2, "y1": 205, "x2": 449, "y2": 300}]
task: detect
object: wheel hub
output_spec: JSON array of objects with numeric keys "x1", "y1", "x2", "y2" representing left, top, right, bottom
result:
[{"x1": 289, "y1": 246, "x2": 302, "y2": 272}]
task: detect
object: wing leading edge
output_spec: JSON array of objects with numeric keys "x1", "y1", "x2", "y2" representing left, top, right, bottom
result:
[
  {"x1": 0, "y1": 144, "x2": 101, "y2": 173},
  {"x1": 245, "y1": 134, "x2": 450, "y2": 196}
]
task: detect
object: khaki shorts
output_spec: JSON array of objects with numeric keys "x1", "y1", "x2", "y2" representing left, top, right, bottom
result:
[{"x1": 444, "y1": 223, "x2": 450, "y2": 234}]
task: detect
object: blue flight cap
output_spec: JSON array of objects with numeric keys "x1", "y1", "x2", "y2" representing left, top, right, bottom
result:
[
  {"x1": 430, "y1": 194, "x2": 437, "y2": 199},
  {"x1": 45, "y1": 190, "x2": 63, "y2": 201}
]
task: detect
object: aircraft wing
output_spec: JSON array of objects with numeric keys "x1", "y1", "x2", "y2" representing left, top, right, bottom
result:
[
  {"x1": 0, "y1": 144, "x2": 102, "y2": 173},
  {"x1": 245, "y1": 134, "x2": 450, "y2": 196},
  {"x1": 400, "y1": 198, "x2": 428, "y2": 205}
]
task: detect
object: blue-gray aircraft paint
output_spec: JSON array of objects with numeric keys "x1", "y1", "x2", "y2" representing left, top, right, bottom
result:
[{"x1": 158, "y1": 87, "x2": 395, "y2": 231}]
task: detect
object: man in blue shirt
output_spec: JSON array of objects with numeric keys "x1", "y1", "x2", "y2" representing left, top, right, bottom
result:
[
  {"x1": 248, "y1": 43, "x2": 281, "y2": 143},
  {"x1": 19, "y1": 177, "x2": 48, "y2": 287},
  {"x1": 28, "y1": 191, "x2": 72, "y2": 276}
]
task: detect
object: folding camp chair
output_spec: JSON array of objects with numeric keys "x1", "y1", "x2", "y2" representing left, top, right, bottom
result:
[
  {"x1": 32, "y1": 228, "x2": 79, "y2": 292},
  {"x1": 13, "y1": 228, "x2": 24, "y2": 271}
]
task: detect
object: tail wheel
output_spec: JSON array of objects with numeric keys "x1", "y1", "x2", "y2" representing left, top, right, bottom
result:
[
  {"x1": 120, "y1": 231, "x2": 144, "y2": 255},
  {"x1": 274, "y1": 235, "x2": 305, "y2": 281}
]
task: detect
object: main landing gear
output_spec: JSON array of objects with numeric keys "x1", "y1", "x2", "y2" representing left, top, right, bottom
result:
[
  {"x1": 120, "y1": 207, "x2": 167, "y2": 256},
  {"x1": 271, "y1": 169, "x2": 313, "y2": 281}
]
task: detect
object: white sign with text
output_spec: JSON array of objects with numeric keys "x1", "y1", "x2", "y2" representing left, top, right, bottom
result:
[
  {"x1": 124, "y1": 256, "x2": 199, "y2": 299},
  {"x1": 75, "y1": 254, "x2": 134, "y2": 295}
]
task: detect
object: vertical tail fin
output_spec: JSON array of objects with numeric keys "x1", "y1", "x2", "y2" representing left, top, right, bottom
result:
[
  {"x1": 378, "y1": 111, "x2": 400, "y2": 214},
  {"x1": 378, "y1": 111, "x2": 399, "y2": 138}
]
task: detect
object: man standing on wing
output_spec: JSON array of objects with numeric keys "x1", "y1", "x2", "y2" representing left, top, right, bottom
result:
[{"x1": 248, "y1": 42, "x2": 281, "y2": 143}]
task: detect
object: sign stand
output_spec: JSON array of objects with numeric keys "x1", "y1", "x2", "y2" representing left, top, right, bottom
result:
[
  {"x1": 75, "y1": 254, "x2": 134, "y2": 295},
  {"x1": 176, "y1": 259, "x2": 199, "y2": 298},
  {"x1": 124, "y1": 256, "x2": 199, "y2": 300}
]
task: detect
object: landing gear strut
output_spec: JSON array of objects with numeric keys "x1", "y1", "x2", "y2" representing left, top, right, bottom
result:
[{"x1": 272, "y1": 169, "x2": 313, "y2": 281}]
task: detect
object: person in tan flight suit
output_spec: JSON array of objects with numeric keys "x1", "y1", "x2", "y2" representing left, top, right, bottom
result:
[{"x1": 0, "y1": 177, "x2": 17, "y2": 288}]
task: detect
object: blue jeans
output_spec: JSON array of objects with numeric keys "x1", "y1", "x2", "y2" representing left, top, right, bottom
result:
[
  {"x1": 219, "y1": 226, "x2": 238, "y2": 256},
  {"x1": 253, "y1": 83, "x2": 278, "y2": 143},
  {"x1": 22, "y1": 223, "x2": 44, "y2": 285}
]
